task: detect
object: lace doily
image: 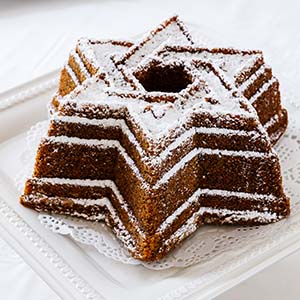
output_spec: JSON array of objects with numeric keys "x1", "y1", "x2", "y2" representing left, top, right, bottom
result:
[{"x1": 15, "y1": 89, "x2": 300, "y2": 270}]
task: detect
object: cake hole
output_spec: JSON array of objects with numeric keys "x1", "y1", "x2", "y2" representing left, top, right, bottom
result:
[
  {"x1": 205, "y1": 97, "x2": 219, "y2": 105},
  {"x1": 135, "y1": 64, "x2": 193, "y2": 93}
]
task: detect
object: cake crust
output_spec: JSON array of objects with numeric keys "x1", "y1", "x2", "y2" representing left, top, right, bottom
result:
[{"x1": 20, "y1": 16, "x2": 289, "y2": 261}]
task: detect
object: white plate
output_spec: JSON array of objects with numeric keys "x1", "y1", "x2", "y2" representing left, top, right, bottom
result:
[{"x1": 1, "y1": 67, "x2": 300, "y2": 300}]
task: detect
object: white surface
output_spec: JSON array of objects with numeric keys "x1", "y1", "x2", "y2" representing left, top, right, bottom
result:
[{"x1": 0, "y1": 0, "x2": 299, "y2": 299}]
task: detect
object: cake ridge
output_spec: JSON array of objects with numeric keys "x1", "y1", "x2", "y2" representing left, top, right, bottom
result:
[
  {"x1": 51, "y1": 115, "x2": 262, "y2": 158},
  {"x1": 249, "y1": 77, "x2": 277, "y2": 104},
  {"x1": 24, "y1": 178, "x2": 285, "y2": 235},
  {"x1": 64, "y1": 65, "x2": 80, "y2": 85},
  {"x1": 70, "y1": 49, "x2": 91, "y2": 81},
  {"x1": 22, "y1": 183, "x2": 286, "y2": 260},
  {"x1": 43, "y1": 134, "x2": 276, "y2": 191},
  {"x1": 55, "y1": 100, "x2": 254, "y2": 148},
  {"x1": 238, "y1": 64, "x2": 268, "y2": 93}
]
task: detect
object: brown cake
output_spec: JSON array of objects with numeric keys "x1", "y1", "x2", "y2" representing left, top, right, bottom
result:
[{"x1": 20, "y1": 16, "x2": 290, "y2": 261}]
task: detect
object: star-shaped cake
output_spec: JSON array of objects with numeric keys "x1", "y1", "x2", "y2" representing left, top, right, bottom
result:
[{"x1": 21, "y1": 16, "x2": 289, "y2": 261}]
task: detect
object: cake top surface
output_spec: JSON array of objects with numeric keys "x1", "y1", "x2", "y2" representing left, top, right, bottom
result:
[{"x1": 57, "y1": 15, "x2": 263, "y2": 141}]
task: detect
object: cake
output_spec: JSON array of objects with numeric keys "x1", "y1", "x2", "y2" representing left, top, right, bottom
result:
[{"x1": 20, "y1": 16, "x2": 290, "y2": 261}]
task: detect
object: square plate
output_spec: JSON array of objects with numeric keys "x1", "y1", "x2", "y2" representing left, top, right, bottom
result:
[{"x1": 0, "y1": 71, "x2": 300, "y2": 300}]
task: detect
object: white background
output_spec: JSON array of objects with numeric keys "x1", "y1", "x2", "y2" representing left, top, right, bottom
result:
[{"x1": 0, "y1": 0, "x2": 299, "y2": 299}]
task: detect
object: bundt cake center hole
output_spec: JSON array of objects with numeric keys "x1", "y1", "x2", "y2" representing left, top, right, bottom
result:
[{"x1": 135, "y1": 64, "x2": 193, "y2": 93}]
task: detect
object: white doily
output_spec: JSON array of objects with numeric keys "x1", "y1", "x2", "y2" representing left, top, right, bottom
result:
[{"x1": 15, "y1": 88, "x2": 300, "y2": 270}]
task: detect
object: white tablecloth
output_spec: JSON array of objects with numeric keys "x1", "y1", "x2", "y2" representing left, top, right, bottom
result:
[{"x1": 1, "y1": 0, "x2": 299, "y2": 299}]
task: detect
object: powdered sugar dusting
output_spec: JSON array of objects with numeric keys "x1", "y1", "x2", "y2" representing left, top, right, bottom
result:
[
  {"x1": 65, "y1": 65, "x2": 80, "y2": 85},
  {"x1": 115, "y1": 16, "x2": 193, "y2": 69},
  {"x1": 238, "y1": 65, "x2": 267, "y2": 93},
  {"x1": 249, "y1": 77, "x2": 277, "y2": 104},
  {"x1": 70, "y1": 49, "x2": 91, "y2": 80},
  {"x1": 55, "y1": 15, "x2": 266, "y2": 145}
]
